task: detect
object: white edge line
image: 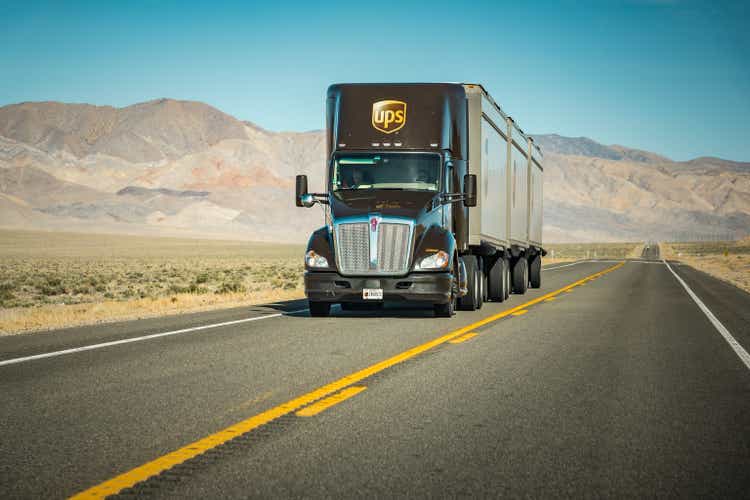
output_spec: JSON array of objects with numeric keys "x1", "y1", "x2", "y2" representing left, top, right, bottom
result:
[
  {"x1": 542, "y1": 260, "x2": 585, "y2": 271},
  {"x1": 0, "y1": 308, "x2": 310, "y2": 368},
  {"x1": 663, "y1": 259, "x2": 750, "y2": 370}
]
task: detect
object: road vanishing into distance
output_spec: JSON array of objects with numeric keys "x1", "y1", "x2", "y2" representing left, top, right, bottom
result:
[{"x1": 2, "y1": 247, "x2": 749, "y2": 498}]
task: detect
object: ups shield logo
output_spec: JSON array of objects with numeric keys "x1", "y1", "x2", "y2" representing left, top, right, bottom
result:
[{"x1": 372, "y1": 100, "x2": 407, "y2": 134}]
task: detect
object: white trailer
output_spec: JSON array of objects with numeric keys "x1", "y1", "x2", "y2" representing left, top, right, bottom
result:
[
  {"x1": 466, "y1": 84, "x2": 543, "y2": 251},
  {"x1": 463, "y1": 84, "x2": 544, "y2": 302}
]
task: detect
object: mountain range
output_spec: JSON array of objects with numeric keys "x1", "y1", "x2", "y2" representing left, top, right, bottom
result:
[{"x1": 1, "y1": 99, "x2": 748, "y2": 242}]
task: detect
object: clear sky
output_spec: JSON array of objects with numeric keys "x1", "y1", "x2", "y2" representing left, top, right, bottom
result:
[{"x1": 1, "y1": 0, "x2": 748, "y2": 161}]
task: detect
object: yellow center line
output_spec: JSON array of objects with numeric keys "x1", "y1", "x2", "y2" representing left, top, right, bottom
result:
[
  {"x1": 544, "y1": 297, "x2": 557, "y2": 302},
  {"x1": 296, "y1": 386, "x2": 367, "y2": 417},
  {"x1": 511, "y1": 310, "x2": 529, "y2": 316},
  {"x1": 69, "y1": 261, "x2": 624, "y2": 499},
  {"x1": 448, "y1": 332, "x2": 478, "y2": 344}
]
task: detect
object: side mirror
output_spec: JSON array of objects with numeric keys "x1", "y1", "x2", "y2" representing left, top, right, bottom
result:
[
  {"x1": 295, "y1": 175, "x2": 309, "y2": 207},
  {"x1": 463, "y1": 174, "x2": 477, "y2": 207}
]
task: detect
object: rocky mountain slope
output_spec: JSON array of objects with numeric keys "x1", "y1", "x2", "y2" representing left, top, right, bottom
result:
[{"x1": 0, "y1": 99, "x2": 747, "y2": 242}]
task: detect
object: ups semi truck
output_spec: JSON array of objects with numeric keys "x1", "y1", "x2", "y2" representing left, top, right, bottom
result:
[{"x1": 295, "y1": 83, "x2": 544, "y2": 317}]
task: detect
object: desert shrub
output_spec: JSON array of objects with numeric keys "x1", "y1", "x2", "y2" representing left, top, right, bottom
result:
[
  {"x1": 216, "y1": 282, "x2": 245, "y2": 294},
  {"x1": 0, "y1": 282, "x2": 15, "y2": 305},
  {"x1": 187, "y1": 283, "x2": 209, "y2": 294}
]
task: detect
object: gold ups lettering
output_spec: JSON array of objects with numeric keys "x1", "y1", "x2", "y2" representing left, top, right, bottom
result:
[{"x1": 372, "y1": 100, "x2": 407, "y2": 134}]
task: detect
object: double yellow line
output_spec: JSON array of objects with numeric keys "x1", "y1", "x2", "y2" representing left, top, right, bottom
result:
[{"x1": 71, "y1": 261, "x2": 624, "y2": 499}]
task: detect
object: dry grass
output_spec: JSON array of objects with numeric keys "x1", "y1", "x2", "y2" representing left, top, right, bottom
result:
[
  {"x1": 660, "y1": 240, "x2": 750, "y2": 294},
  {"x1": 543, "y1": 242, "x2": 642, "y2": 264},
  {"x1": 0, "y1": 229, "x2": 305, "y2": 335}
]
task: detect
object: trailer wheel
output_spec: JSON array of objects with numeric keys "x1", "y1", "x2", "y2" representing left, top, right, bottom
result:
[
  {"x1": 309, "y1": 301, "x2": 331, "y2": 317},
  {"x1": 475, "y1": 256, "x2": 484, "y2": 309},
  {"x1": 504, "y1": 259, "x2": 512, "y2": 299},
  {"x1": 458, "y1": 255, "x2": 480, "y2": 311},
  {"x1": 529, "y1": 254, "x2": 542, "y2": 288},
  {"x1": 487, "y1": 257, "x2": 506, "y2": 302},
  {"x1": 481, "y1": 257, "x2": 489, "y2": 303},
  {"x1": 512, "y1": 258, "x2": 528, "y2": 294}
]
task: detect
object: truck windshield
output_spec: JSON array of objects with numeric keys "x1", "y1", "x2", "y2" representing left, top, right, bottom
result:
[{"x1": 331, "y1": 153, "x2": 440, "y2": 192}]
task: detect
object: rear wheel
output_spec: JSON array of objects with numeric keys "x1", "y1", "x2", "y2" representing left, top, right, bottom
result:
[
  {"x1": 481, "y1": 257, "x2": 489, "y2": 303},
  {"x1": 309, "y1": 301, "x2": 331, "y2": 317},
  {"x1": 487, "y1": 256, "x2": 507, "y2": 302},
  {"x1": 458, "y1": 255, "x2": 481, "y2": 311},
  {"x1": 529, "y1": 254, "x2": 542, "y2": 288},
  {"x1": 512, "y1": 257, "x2": 528, "y2": 294},
  {"x1": 503, "y1": 259, "x2": 511, "y2": 300},
  {"x1": 476, "y1": 260, "x2": 484, "y2": 310}
]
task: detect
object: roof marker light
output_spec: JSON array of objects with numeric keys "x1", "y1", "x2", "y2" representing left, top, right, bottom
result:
[
  {"x1": 430, "y1": 143, "x2": 438, "y2": 147},
  {"x1": 383, "y1": 142, "x2": 391, "y2": 147},
  {"x1": 371, "y1": 142, "x2": 380, "y2": 147},
  {"x1": 338, "y1": 143, "x2": 346, "y2": 147},
  {"x1": 394, "y1": 142, "x2": 402, "y2": 147}
]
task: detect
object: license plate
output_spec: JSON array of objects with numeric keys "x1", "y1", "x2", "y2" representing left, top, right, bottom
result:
[{"x1": 363, "y1": 288, "x2": 383, "y2": 300}]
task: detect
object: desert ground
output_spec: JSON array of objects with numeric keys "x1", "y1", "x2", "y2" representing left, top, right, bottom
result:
[
  {"x1": 0, "y1": 229, "x2": 304, "y2": 334},
  {"x1": 661, "y1": 239, "x2": 750, "y2": 294}
]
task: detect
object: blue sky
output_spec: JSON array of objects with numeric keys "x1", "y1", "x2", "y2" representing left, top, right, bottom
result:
[{"x1": 1, "y1": 0, "x2": 748, "y2": 161}]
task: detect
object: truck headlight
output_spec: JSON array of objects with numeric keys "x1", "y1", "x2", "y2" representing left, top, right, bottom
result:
[
  {"x1": 415, "y1": 250, "x2": 449, "y2": 270},
  {"x1": 305, "y1": 250, "x2": 329, "y2": 268}
]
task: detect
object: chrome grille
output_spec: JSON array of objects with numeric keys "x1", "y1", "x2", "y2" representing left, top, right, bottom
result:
[
  {"x1": 377, "y1": 223, "x2": 410, "y2": 273},
  {"x1": 335, "y1": 217, "x2": 413, "y2": 276},
  {"x1": 336, "y1": 222, "x2": 370, "y2": 274}
]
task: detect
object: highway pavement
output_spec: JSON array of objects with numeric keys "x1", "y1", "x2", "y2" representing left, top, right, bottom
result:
[{"x1": 1, "y1": 252, "x2": 749, "y2": 498}]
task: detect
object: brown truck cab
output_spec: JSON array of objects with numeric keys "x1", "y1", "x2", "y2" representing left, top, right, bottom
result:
[{"x1": 296, "y1": 83, "x2": 544, "y2": 317}]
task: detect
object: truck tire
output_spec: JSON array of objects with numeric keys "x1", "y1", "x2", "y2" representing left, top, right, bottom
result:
[
  {"x1": 512, "y1": 258, "x2": 528, "y2": 294},
  {"x1": 487, "y1": 257, "x2": 507, "y2": 302},
  {"x1": 309, "y1": 301, "x2": 331, "y2": 317},
  {"x1": 475, "y1": 256, "x2": 484, "y2": 309},
  {"x1": 529, "y1": 254, "x2": 542, "y2": 288},
  {"x1": 503, "y1": 258, "x2": 511, "y2": 300},
  {"x1": 458, "y1": 255, "x2": 480, "y2": 311},
  {"x1": 481, "y1": 257, "x2": 489, "y2": 303},
  {"x1": 434, "y1": 296, "x2": 455, "y2": 317}
]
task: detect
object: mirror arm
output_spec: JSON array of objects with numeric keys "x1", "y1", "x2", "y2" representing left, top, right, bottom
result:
[
  {"x1": 311, "y1": 193, "x2": 329, "y2": 205},
  {"x1": 441, "y1": 192, "x2": 468, "y2": 204}
]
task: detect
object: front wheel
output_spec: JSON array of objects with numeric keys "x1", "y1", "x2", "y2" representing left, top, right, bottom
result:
[
  {"x1": 434, "y1": 297, "x2": 455, "y2": 317},
  {"x1": 309, "y1": 301, "x2": 331, "y2": 317}
]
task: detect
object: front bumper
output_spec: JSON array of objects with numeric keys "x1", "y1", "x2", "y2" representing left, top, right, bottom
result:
[{"x1": 305, "y1": 271, "x2": 453, "y2": 304}]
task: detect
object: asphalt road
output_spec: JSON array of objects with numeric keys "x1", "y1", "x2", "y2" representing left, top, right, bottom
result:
[{"x1": 1, "y1": 254, "x2": 749, "y2": 498}]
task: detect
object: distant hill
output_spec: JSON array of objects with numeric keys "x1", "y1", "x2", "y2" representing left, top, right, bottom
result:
[{"x1": 0, "y1": 99, "x2": 748, "y2": 242}]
